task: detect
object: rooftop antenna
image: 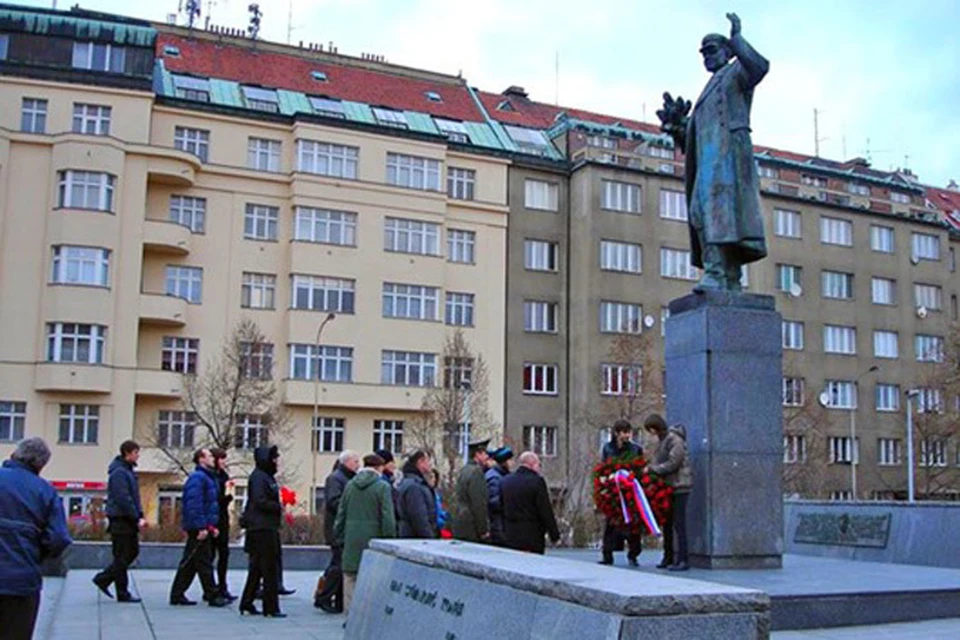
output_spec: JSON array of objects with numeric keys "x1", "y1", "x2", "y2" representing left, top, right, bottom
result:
[
  {"x1": 862, "y1": 137, "x2": 891, "y2": 165},
  {"x1": 247, "y1": 3, "x2": 262, "y2": 40},
  {"x1": 554, "y1": 50, "x2": 559, "y2": 106},
  {"x1": 286, "y1": 0, "x2": 294, "y2": 44},
  {"x1": 813, "y1": 108, "x2": 829, "y2": 157},
  {"x1": 183, "y1": 0, "x2": 200, "y2": 30}
]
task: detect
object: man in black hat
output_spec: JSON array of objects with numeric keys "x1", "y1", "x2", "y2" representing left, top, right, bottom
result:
[
  {"x1": 375, "y1": 448, "x2": 401, "y2": 528},
  {"x1": 600, "y1": 420, "x2": 644, "y2": 567},
  {"x1": 484, "y1": 447, "x2": 513, "y2": 546},
  {"x1": 451, "y1": 438, "x2": 490, "y2": 542}
]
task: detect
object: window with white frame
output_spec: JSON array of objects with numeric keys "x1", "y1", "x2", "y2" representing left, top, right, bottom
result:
[
  {"x1": 871, "y1": 277, "x2": 896, "y2": 305},
  {"x1": 289, "y1": 344, "x2": 353, "y2": 382},
  {"x1": 382, "y1": 283, "x2": 439, "y2": 320},
  {"x1": 821, "y1": 271, "x2": 853, "y2": 299},
  {"x1": 58, "y1": 170, "x2": 115, "y2": 211},
  {"x1": 384, "y1": 217, "x2": 441, "y2": 255},
  {"x1": 445, "y1": 292, "x2": 475, "y2": 326},
  {"x1": 59, "y1": 404, "x2": 99, "y2": 444},
  {"x1": 877, "y1": 438, "x2": 901, "y2": 466},
  {"x1": 443, "y1": 357, "x2": 474, "y2": 390},
  {"x1": 0, "y1": 401, "x2": 26, "y2": 442},
  {"x1": 784, "y1": 435, "x2": 806, "y2": 464},
  {"x1": 757, "y1": 163, "x2": 778, "y2": 178},
  {"x1": 46, "y1": 323, "x2": 105, "y2": 364},
  {"x1": 373, "y1": 107, "x2": 408, "y2": 129},
  {"x1": 916, "y1": 388, "x2": 943, "y2": 414},
  {"x1": 244, "y1": 204, "x2": 279, "y2": 241},
  {"x1": 312, "y1": 417, "x2": 345, "y2": 453},
  {"x1": 600, "y1": 301, "x2": 642, "y2": 334},
  {"x1": 524, "y1": 239, "x2": 558, "y2": 272},
  {"x1": 242, "y1": 86, "x2": 280, "y2": 113},
  {"x1": 829, "y1": 436, "x2": 859, "y2": 463},
  {"x1": 157, "y1": 410, "x2": 195, "y2": 449},
  {"x1": 247, "y1": 138, "x2": 281, "y2": 172},
  {"x1": 524, "y1": 301, "x2": 558, "y2": 333},
  {"x1": 601, "y1": 364, "x2": 642, "y2": 396},
  {"x1": 447, "y1": 229, "x2": 475, "y2": 264},
  {"x1": 50, "y1": 246, "x2": 109, "y2": 286},
  {"x1": 660, "y1": 247, "x2": 697, "y2": 280},
  {"x1": 173, "y1": 75, "x2": 210, "y2": 102},
  {"x1": 774, "y1": 208, "x2": 801, "y2": 238},
  {"x1": 524, "y1": 179, "x2": 559, "y2": 211},
  {"x1": 386, "y1": 153, "x2": 441, "y2": 191},
  {"x1": 294, "y1": 207, "x2": 356, "y2": 246},
  {"x1": 290, "y1": 275, "x2": 355, "y2": 313},
  {"x1": 600, "y1": 240, "x2": 642, "y2": 273},
  {"x1": 824, "y1": 380, "x2": 856, "y2": 409},
  {"x1": 523, "y1": 363, "x2": 558, "y2": 395},
  {"x1": 373, "y1": 420, "x2": 404, "y2": 453},
  {"x1": 659, "y1": 189, "x2": 687, "y2": 221},
  {"x1": 802, "y1": 174, "x2": 828, "y2": 188},
  {"x1": 824, "y1": 325, "x2": 856, "y2": 355},
  {"x1": 169, "y1": 196, "x2": 206, "y2": 233},
  {"x1": 21, "y1": 98, "x2": 47, "y2": 133},
  {"x1": 782, "y1": 320, "x2": 804, "y2": 350},
  {"x1": 241, "y1": 272, "x2": 276, "y2": 309},
  {"x1": 296, "y1": 140, "x2": 358, "y2": 178},
  {"x1": 72, "y1": 42, "x2": 125, "y2": 72},
  {"x1": 873, "y1": 330, "x2": 899, "y2": 359},
  {"x1": 776, "y1": 264, "x2": 802, "y2": 292},
  {"x1": 165, "y1": 265, "x2": 202, "y2": 303},
  {"x1": 174, "y1": 126, "x2": 209, "y2": 162},
  {"x1": 161, "y1": 337, "x2": 198, "y2": 374},
  {"x1": 782, "y1": 377, "x2": 805, "y2": 406},
  {"x1": 876, "y1": 384, "x2": 900, "y2": 412},
  {"x1": 916, "y1": 334, "x2": 944, "y2": 363},
  {"x1": 890, "y1": 191, "x2": 911, "y2": 204},
  {"x1": 381, "y1": 351, "x2": 436, "y2": 386},
  {"x1": 309, "y1": 96, "x2": 345, "y2": 118},
  {"x1": 920, "y1": 439, "x2": 947, "y2": 467},
  {"x1": 234, "y1": 415, "x2": 268, "y2": 450},
  {"x1": 240, "y1": 342, "x2": 274, "y2": 380},
  {"x1": 914, "y1": 283, "x2": 942, "y2": 311},
  {"x1": 453, "y1": 423, "x2": 472, "y2": 459},
  {"x1": 820, "y1": 217, "x2": 853, "y2": 246},
  {"x1": 870, "y1": 225, "x2": 895, "y2": 253},
  {"x1": 447, "y1": 167, "x2": 476, "y2": 200},
  {"x1": 72, "y1": 103, "x2": 111, "y2": 136},
  {"x1": 601, "y1": 180, "x2": 640, "y2": 213},
  {"x1": 911, "y1": 232, "x2": 940, "y2": 261},
  {"x1": 524, "y1": 425, "x2": 557, "y2": 457},
  {"x1": 847, "y1": 182, "x2": 870, "y2": 196},
  {"x1": 434, "y1": 118, "x2": 470, "y2": 143}
]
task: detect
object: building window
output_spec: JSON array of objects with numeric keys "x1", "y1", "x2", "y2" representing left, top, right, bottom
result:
[
  {"x1": 312, "y1": 417, "x2": 345, "y2": 453},
  {"x1": 916, "y1": 388, "x2": 943, "y2": 414},
  {"x1": 0, "y1": 34, "x2": 7, "y2": 60},
  {"x1": 373, "y1": 420, "x2": 404, "y2": 453},
  {"x1": 157, "y1": 410, "x2": 195, "y2": 449},
  {"x1": 50, "y1": 246, "x2": 109, "y2": 287},
  {"x1": 0, "y1": 401, "x2": 26, "y2": 442},
  {"x1": 386, "y1": 153, "x2": 441, "y2": 191},
  {"x1": 776, "y1": 264, "x2": 802, "y2": 293},
  {"x1": 373, "y1": 107, "x2": 408, "y2": 129},
  {"x1": 59, "y1": 404, "x2": 99, "y2": 445},
  {"x1": 161, "y1": 337, "x2": 199, "y2": 374},
  {"x1": 240, "y1": 272, "x2": 276, "y2": 310},
  {"x1": 174, "y1": 126, "x2": 209, "y2": 162},
  {"x1": 911, "y1": 232, "x2": 940, "y2": 261},
  {"x1": 820, "y1": 217, "x2": 853, "y2": 246},
  {"x1": 234, "y1": 415, "x2": 268, "y2": 450},
  {"x1": 247, "y1": 138, "x2": 281, "y2": 172},
  {"x1": 296, "y1": 140, "x2": 358, "y2": 178},
  {"x1": 660, "y1": 247, "x2": 697, "y2": 280},
  {"x1": 442, "y1": 357, "x2": 474, "y2": 390},
  {"x1": 445, "y1": 292, "x2": 475, "y2": 326},
  {"x1": 829, "y1": 436, "x2": 858, "y2": 463},
  {"x1": 782, "y1": 377, "x2": 805, "y2": 406},
  {"x1": 523, "y1": 179, "x2": 559, "y2": 211},
  {"x1": 953, "y1": 295, "x2": 959, "y2": 321},
  {"x1": 757, "y1": 163, "x2": 778, "y2": 178},
  {"x1": 434, "y1": 118, "x2": 470, "y2": 143},
  {"x1": 384, "y1": 217, "x2": 441, "y2": 255},
  {"x1": 447, "y1": 229, "x2": 476, "y2": 264},
  {"x1": 289, "y1": 345, "x2": 353, "y2": 382},
  {"x1": 920, "y1": 439, "x2": 947, "y2": 468},
  {"x1": 244, "y1": 204, "x2": 279, "y2": 241},
  {"x1": 240, "y1": 342, "x2": 274, "y2": 380},
  {"x1": 774, "y1": 208, "x2": 801, "y2": 238},
  {"x1": 600, "y1": 240, "x2": 642, "y2": 274},
  {"x1": 47, "y1": 323, "x2": 105, "y2": 364},
  {"x1": 524, "y1": 240, "x2": 559, "y2": 272},
  {"x1": 950, "y1": 248, "x2": 956, "y2": 272},
  {"x1": 524, "y1": 425, "x2": 557, "y2": 457},
  {"x1": 915, "y1": 335, "x2": 944, "y2": 363},
  {"x1": 824, "y1": 380, "x2": 856, "y2": 409},
  {"x1": 165, "y1": 266, "x2": 203, "y2": 303},
  {"x1": 782, "y1": 320, "x2": 804, "y2": 350},
  {"x1": 659, "y1": 189, "x2": 687, "y2": 221},
  {"x1": 523, "y1": 363, "x2": 558, "y2": 395},
  {"x1": 169, "y1": 196, "x2": 206, "y2": 233},
  {"x1": 847, "y1": 182, "x2": 870, "y2": 196},
  {"x1": 871, "y1": 277, "x2": 896, "y2": 305},
  {"x1": 870, "y1": 225, "x2": 895, "y2": 253},
  {"x1": 309, "y1": 96, "x2": 344, "y2": 118},
  {"x1": 503, "y1": 125, "x2": 553, "y2": 155},
  {"x1": 801, "y1": 174, "x2": 828, "y2": 188},
  {"x1": 58, "y1": 170, "x2": 115, "y2": 211},
  {"x1": 447, "y1": 167, "x2": 476, "y2": 201},
  {"x1": 601, "y1": 180, "x2": 640, "y2": 213},
  {"x1": 72, "y1": 103, "x2": 111, "y2": 136},
  {"x1": 821, "y1": 271, "x2": 853, "y2": 300},
  {"x1": 524, "y1": 301, "x2": 558, "y2": 333},
  {"x1": 890, "y1": 191, "x2": 911, "y2": 204},
  {"x1": 873, "y1": 330, "x2": 899, "y2": 359},
  {"x1": 242, "y1": 86, "x2": 280, "y2": 113},
  {"x1": 877, "y1": 438, "x2": 902, "y2": 466},
  {"x1": 876, "y1": 384, "x2": 900, "y2": 412},
  {"x1": 784, "y1": 435, "x2": 806, "y2": 464},
  {"x1": 294, "y1": 207, "x2": 357, "y2": 246},
  {"x1": 382, "y1": 283, "x2": 439, "y2": 321},
  {"x1": 661, "y1": 306, "x2": 670, "y2": 337},
  {"x1": 72, "y1": 42, "x2": 125, "y2": 72},
  {"x1": 21, "y1": 98, "x2": 47, "y2": 133},
  {"x1": 601, "y1": 364, "x2": 642, "y2": 396},
  {"x1": 173, "y1": 75, "x2": 210, "y2": 102},
  {"x1": 914, "y1": 283, "x2": 942, "y2": 311},
  {"x1": 381, "y1": 351, "x2": 436, "y2": 386},
  {"x1": 600, "y1": 301, "x2": 642, "y2": 334},
  {"x1": 824, "y1": 325, "x2": 856, "y2": 355},
  {"x1": 291, "y1": 275, "x2": 355, "y2": 313}
]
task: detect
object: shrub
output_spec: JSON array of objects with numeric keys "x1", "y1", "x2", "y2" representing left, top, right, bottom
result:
[{"x1": 279, "y1": 514, "x2": 325, "y2": 545}]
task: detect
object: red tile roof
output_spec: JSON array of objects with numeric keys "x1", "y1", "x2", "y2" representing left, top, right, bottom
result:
[
  {"x1": 475, "y1": 89, "x2": 661, "y2": 134},
  {"x1": 926, "y1": 186, "x2": 960, "y2": 231},
  {"x1": 157, "y1": 32, "x2": 487, "y2": 122}
]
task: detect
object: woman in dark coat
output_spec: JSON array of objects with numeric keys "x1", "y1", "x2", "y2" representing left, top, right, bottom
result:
[
  {"x1": 239, "y1": 446, "x2": 284, "y2": 617},
  {"x1": 501, "y1": 452, "x2": 560, "y2": 554}
]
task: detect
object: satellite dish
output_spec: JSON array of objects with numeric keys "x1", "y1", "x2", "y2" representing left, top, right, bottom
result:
[
  {"x1": 643, "y1": 315, "x2": 656, "y2": 329},
  {"x1": 818, "y1": 391, "x2": 831, "y2": 407},
  {"x1": 910, "y1": 254, "x2": 920, "y2": 266},
  {"x1": 917, "y1": 306, "x2": 928, "y2": 319},
  {"x1": 789, "y1": 283, "x2": 803, "y2": 297}
]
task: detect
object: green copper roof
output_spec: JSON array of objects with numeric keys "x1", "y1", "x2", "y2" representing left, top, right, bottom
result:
[{"x1": 0, "y1": 7, "x2": 155, "y2": 47}]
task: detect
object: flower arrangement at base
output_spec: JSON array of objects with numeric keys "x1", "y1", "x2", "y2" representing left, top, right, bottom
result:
[
  {"x1": 592, "y1": 456, "x2": 673, "y2": 537},
  {"x1": 280, "y1": 486, "x2": 298, "y2": 525}
]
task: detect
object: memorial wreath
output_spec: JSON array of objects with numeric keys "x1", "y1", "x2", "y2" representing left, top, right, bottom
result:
[{"x1": 592, "y1": 456, "x2": 672, "y2": 536}]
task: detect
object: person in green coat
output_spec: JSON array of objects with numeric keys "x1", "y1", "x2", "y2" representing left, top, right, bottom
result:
[
  {"x1": 333, "y1": 453, "x2": 396, "y2": 615},
  {"x1": 452, "y1": 439, "x2": 491, "y2": 542}
]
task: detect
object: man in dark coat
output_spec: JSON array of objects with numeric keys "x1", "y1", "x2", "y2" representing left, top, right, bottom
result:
[
  {"x1": 239, "y1": 445, "x2": 284, "y2": 617},
  {"x1": 501, "y1": 452, "x2": 559, "y2": 554},
  {"x1": 484, "y1": 447, "x2": 513, "y2": 546},
  {"x1": 600, "y1": 420, "x2": 644, "y2": 566},
  {"x1": 315, "y1": 450, "x2": 360, "y2": 613},
  {"x1": 452, "y1": 438, "x2": 490, "y2": 542},
  {"x1": 375, "y1": 448, "x2": 401, "y2": 524},
  {"x1": 93, "y1": 440, "x2": 146, "y2": 602},
  {"x1": 169, "y1": 448, "x2": 228, "y2": 607},
  {"x1": 210, "y1": 448, "x2": 236, "y2": 600},
  {"x1": 397, "y1": 450, "x2": 437, "y2": 538},
  {"x1": 0, "y1": 438, "x2": 71, "y2": 640}
]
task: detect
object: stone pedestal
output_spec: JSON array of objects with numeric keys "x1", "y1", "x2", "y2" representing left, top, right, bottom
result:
[{"x1": 665, "y1": 291, "x2": 783, "y2": 569}]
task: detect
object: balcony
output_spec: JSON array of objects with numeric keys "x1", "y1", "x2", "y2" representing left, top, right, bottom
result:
[
  {"x1": 143, "y1": 219, "x2": 190, "y2": 255},
  {"x1": 35, "y1": 363, "x2": 112, "y2": 394},
  {"x1": 140, "y1": 293, "x2": 187, "y2": 326},
  {"x1": 135, "y1": 369, "x2": 183, "y2": 398},
  {"x1": 145, "y1": 148, "x2": 199, "y2": 187},
  {"x1": 284, "y1": 380, "x2": 426, "y2": 412}
]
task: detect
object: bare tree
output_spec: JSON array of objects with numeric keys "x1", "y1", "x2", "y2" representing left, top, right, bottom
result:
[{"x1": 781, "y1": 368, "x2": 831, "y2": 499}]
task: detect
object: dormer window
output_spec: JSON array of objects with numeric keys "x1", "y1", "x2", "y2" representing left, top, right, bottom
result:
[
  {"x1": 496, "y1": 100, "x2": 515, "y2": 112},
  {"x1": 174, "y1": 75, "x2": 211, "y2": 102},
  {"x1": 309, "y1": 96, "x2": 346, "y2": 119},
  {"x1": 163, "y1": 45, "x2": 181, "y2": 57},
  {"x1": 503, "y1": 124, "x2": 552, "y2": 155},
  {"x1": 311, "y1": 71, "x2": 328, "y2": 82},
  {"x1": 434, "y1": 118, "x2": 470, "y2": 144},
  {"x1": 372, "y1": 107, "x2": 408, "y2": 129},
  {"x1": 72, "y1": 42, "x2": 125, "y2": 73},
  {"x1": 242, "y1": 86, "x2": 279, "y2": 113},
  {"x1": 425, "y1": 91, "x2": 442, "y2": 102}
]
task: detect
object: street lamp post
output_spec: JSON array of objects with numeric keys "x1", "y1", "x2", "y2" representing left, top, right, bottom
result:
[
  {"x1": 906, "y1": 389, "x2": 918, "y2": 503},
  {"x1": 460, "y1": 381, "x2": 472, "y2": 464},
  {"x1": 850, "y1": 365, "x2": 879, "y2": 500},
  {"x1": 309, "y1": 312, "x2": 335, "y2": 516}
]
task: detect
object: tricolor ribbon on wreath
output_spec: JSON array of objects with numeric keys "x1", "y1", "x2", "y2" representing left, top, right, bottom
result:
[{"x1": 613, "y1": 469, "x2": 662, "y2": 537}]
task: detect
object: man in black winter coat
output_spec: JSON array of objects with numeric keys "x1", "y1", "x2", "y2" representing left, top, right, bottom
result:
[
  {"x1": 501, "y1": 452, "x2": 559, "y2": 554},
  {"x1": 239, "y1": 446, "x2": 284, "y2": 617},
  {"x1": 93, "y1": 440, "x2": 146, "y2": 602},
  {"x1": 600, "y1": 419, "x2": 644, "y2": 566},
  {"x1": 210, "y1": 448, "x2": 235, "y2": 600},
  {"x1": 397, "y1": 450, "x2": 437, "y2": 538},
  {"x1": 314, "y1": 450, "x2": 360, "y2": 613}
]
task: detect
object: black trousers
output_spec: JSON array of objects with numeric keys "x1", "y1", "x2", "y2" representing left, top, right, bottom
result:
[
  {"x1": 96, "y1": 531, "x2": 139, "y2": 595},
  {"x1": 0, "y1": 593, "x2": 40, "y2": 640},
  {"x1": 241, "y1": 530, "x2": 280, "y2": 614},
  {"x1": 212, "y1": 524, "x2": 230, "y2": 594},
  {"x1": 601, "y1": 521, "x2": 642, "y2": 561},
  {"x1": 170, "y1": 531, "x2": 217, "y2": 600},
  {"x1": 316, "y1": 545, "x2": 343, "y2": 609},
  {"x1": 672, "y1": 492, "x2": 689, "y2": 565}
]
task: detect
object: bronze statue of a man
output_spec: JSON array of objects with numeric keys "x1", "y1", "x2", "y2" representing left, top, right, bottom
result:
[{"x1": 658, "y1": 13, "x2": 769, "y2": 292}]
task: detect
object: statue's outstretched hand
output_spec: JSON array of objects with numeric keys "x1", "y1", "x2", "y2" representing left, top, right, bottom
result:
[{"x1": 727, "y1": 12, "x2": 741, "y2": 38}]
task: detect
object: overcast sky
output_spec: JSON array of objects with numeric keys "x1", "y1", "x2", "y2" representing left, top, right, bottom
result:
[{"x1": 24, "y1": 0, "x2": 960, "y2": 187}]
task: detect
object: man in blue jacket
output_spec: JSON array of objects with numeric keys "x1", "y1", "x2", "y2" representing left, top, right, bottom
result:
[
  {"x1": 93, "y1": 440, "x2": 145, "y2": 602},
  {"x1": 0, "y1": 437, "x2": 71, "y2": 640},
  {"x1": 169, "y1": 448, "x2": 229, "y2": 607}
]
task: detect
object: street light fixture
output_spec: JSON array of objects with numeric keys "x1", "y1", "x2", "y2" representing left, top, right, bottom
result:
[
  {"x1": 309, "y1": 312, "x2": 335, "y2": 516},
  {"x1": 905, "y1": 389, "x2": 920, "y2": 503}
]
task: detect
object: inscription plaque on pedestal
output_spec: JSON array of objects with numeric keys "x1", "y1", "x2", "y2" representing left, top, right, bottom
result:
[{"x1": 794, "y1": 512, "x2": 891, "y2": 548}]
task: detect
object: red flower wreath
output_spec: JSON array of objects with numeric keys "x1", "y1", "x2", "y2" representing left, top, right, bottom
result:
[{"x1": 592, "y1": 456, "x2": 673, "y2": 535}]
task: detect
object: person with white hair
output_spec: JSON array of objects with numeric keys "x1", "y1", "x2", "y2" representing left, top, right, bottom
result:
[
  {"x1": 0, "y1": 438, "x2": 72, "y2": 639},
  {"x1": 314, "y1": 450, "x2": 360, "y2": 613},
  {"x1": 501, "y1": 451, "x2": 560, "y2": 555}
]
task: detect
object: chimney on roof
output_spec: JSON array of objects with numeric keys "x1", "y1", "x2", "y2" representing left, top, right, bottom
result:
[
  {"x1": 948, "y1": 179, "x2": 959, "y2": 191},
  {"x1": 503, "y1": 85, "x2": 528, "y2": 99},
  {"x1": 844, "y1": 156, "x2": 870, "y2": 168}
]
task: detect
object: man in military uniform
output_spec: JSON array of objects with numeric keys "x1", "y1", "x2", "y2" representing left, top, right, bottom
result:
[
  {"x1": 452, "y1": 438, "x2": 491, "y2": 542},
  {"x1": 599, "y1": 420, "x2": 644, "y2": 566}
]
